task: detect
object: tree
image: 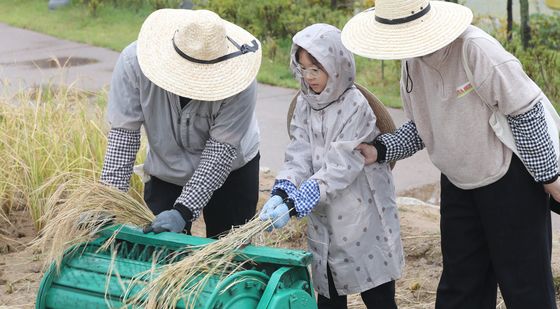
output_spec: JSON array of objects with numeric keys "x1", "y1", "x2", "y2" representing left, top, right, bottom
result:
[
  {"x1": 520, "y1": 0, "x2": 531, "y2": 49},
  {"x1": 507, "y1": 0, "x2": 513, "y2": 41}
]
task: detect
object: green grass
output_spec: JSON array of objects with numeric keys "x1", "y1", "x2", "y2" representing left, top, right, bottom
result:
[
  {"x1": 258, "y1": 38, "x2": 299, "y2": 89},
  {"x1": 355, "y1": 56, "x2": 403, "y2": 109},
  {"x1": 0, "y1": 0, "x2": 149, "y2": 51},
  {"x1": 0, "y1": 0, "x2": 404, "y2": 108}
]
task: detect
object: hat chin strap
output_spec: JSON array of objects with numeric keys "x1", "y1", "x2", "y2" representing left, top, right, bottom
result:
[
  {"x1": 172, "y1": 32, "x2": 259, "y2": 65},
  {"x1": 375, "y1": 3, "x2": 431, "y2": 25}
]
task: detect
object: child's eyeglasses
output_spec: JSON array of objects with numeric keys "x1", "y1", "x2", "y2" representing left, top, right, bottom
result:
[{"x1": 296, "y1": 65, "x2": 322, "y2": 79}]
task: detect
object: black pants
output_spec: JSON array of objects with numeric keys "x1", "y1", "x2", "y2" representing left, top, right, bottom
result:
[
  {"x1": 317, "y1": 264, "x2": 397, "y2": 309},
  {"x1": 436, "y1": 156, "x2": 557, "y2": 309},
  {"x1": 143, "y1": 153, "x2": 259, "y2": 239}
]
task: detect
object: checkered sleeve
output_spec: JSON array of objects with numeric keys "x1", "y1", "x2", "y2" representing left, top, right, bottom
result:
[
  {"x1": 507, "y1": 100, "x2": 558, "y2": 183},
  {"x1": 173, "y1": 138, "x2": 237, "y2": 221},
  {"x1": 376, "y1": 120, "x2": 425, "y2": 162},
  {"x1": 291, "y1": 179, "x2": 320, "y2": 218},
  {"x1": 272, "y1": 179, "x2": 298, "y2": 197},
  {"x1": 100, "y1": 128, "x2": 141, "y2": 192}
]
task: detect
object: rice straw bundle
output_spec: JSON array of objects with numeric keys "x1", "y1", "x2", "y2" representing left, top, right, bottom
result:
[
  {"x1": 125, "y1": 217, "x2": 277, "y2": 309},
  {"x1": 31, "y1": 174, "x2": 154, "y2": 270},
  {"x1": 34, "y1": 171, "x2": 292, "y2": 307}
]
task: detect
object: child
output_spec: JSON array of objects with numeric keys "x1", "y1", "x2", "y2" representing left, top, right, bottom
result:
[{"x1": 259, "y1": 24, "x2": 404, "y2": 308}]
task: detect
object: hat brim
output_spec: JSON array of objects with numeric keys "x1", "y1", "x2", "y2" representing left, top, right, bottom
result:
[
  {"x1": 341, "y1": 2, "x2": 473, "y2": 60},
  {"x1": 137, "y1": 9, "x2": 262, "y2": 101}
]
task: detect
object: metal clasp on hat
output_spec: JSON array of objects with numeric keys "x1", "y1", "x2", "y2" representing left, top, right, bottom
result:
[{"x1": 172, "y1": 31, "x2": 259, "y2": 64}]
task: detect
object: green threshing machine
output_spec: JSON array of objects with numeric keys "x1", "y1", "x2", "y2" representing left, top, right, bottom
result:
[{"x1": 36, "y1": 225, "x2": 318, "y2": 308}]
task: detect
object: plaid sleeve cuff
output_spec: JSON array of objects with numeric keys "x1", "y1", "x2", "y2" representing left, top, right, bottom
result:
[
  {"x1": 291, "y1": 179, "x2": 320, "y2": 218},
  {"x1": 371, "y1": 140, "x2": 387, "y2": 162},
  {"x1": 174, "y1": 138, "x2": 237, "y2": 221},
  {"x1": 376, "y1": 120, "x2": 424, "y2": 163},
  {"x1": 100, "y1": 128, "x2": 141, "y2": 192},
  {"x1": 508, "y1": 101, "x2": 558, "y2": 183},
  {"x1": 543, "y1": 174, "x2": 559, "y2": 185},
  {"x1": 272, "y1": 179, "x2": 297, "y2": 197}
]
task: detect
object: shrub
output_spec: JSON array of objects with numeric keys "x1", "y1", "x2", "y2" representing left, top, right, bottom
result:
[
  {"x1": 494, "y1": 13, "x2": 560, "y2": 108},
  {"x1": 80, "y1": 0, "x2": 103, "y2": 16},
  {"x1": 78, "y1": 0, "x2": 181, "y2": 15},
  {"x1": 530, "y1": 13, "x2": 560, "y2": 50},
  {"x1": 196, "y1": 0, "x2": 351, "y2": 40},
  {"x1": 503, "y1": 39, "x2": 560, "y2": 107},
  {"x1": 149, "y1": 0, "x2": 182, "y2": 10}
]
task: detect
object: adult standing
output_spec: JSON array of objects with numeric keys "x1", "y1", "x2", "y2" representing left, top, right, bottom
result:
[
  {"x1": 100, "y1": 9, "x2": 262, "y2": 238},
  {"x1": 342, "y1": 0, "x2": 558, "y2": 308}
]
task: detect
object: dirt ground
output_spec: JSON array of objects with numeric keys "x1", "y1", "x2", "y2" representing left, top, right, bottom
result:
[{"x1": 0, "y1": 174, "x2": 558, "y2": 308}]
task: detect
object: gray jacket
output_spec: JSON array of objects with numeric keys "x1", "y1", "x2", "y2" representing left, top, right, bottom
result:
[{"x1": 107, "y1": 42, "x2": 259, "y2": 186}]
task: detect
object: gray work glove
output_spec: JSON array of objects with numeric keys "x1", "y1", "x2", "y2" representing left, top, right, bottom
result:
[{"x1": 144, "y1": 209, "x2": 186, "y2": 234}]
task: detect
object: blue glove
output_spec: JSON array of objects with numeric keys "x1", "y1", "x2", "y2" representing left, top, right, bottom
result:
[
  {"x1": 145, "y1": 209, "x2": 186, "y2": 234},
  {"x1": 259, "y1": 195, "x2": 291, "y2": 230},
  {"x1": 259, "y1": 195, "x2": 283, "y2": 218}
]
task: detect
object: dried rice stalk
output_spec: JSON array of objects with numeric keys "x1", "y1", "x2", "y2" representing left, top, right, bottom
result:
[
  {"x1": 104, "y1": 242, "x2": 130, "y2": 309},
  {"x1": 31, "y1": 174, "x2": 154, "y2": 270},
  {"x1": 34, "y1": 172, "x2": 290, "y2": 307},
  {"x1": 125, "y1": 217, "x2": 277, "y2": 309},
  {"x1": 0, "y1": 233, "x2": 26, "y2": 248},
  {"x1": 0, "y1": 208, "x2": 10, "y2": 226}
]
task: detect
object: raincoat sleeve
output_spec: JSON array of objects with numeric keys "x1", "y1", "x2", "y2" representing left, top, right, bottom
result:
[
  {"x1": 310, "y1": 96, "x2": 377, "y2": 204},
  {"x1": 275, "y1": 96, "x2": 314, "y2": 187}
]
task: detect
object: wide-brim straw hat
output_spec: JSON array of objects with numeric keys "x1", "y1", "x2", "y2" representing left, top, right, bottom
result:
[
  {"x1": 137, "y1": 9, "x2": 262, "y2": 101},
  {"x1": 341, "y1": 0, "x2": 473, "y2": 60},
  {"x1": 287, "y1": 83, "x2": 397, "y2": 169}
]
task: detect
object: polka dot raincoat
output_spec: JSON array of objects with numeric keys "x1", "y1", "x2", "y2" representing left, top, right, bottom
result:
[{"x1": 276, "y1": 24, "x2": 404, "y2": 297}]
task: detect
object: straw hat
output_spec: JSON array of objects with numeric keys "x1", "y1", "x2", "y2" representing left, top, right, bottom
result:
[
  {"x1": 341, "y1": 0, "x2": 473, "y2": 60},
  {"x1": 287, "y1": 83, "x2": 397, "y2": 169},
  {"x1": 137, "y1": 9, "x2": 262, "y2": 101}
]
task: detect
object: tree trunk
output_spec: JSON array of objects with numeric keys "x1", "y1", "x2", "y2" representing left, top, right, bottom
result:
[
  {"x1": 507, "y1": 0, "x2": 513, "y2": 41},
  {"x1": 520, "y1": 0, "x2": 531, "y2": 49},
  {"x1": 331, "y1": 0, "x2": 337, "y2": 9}
]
